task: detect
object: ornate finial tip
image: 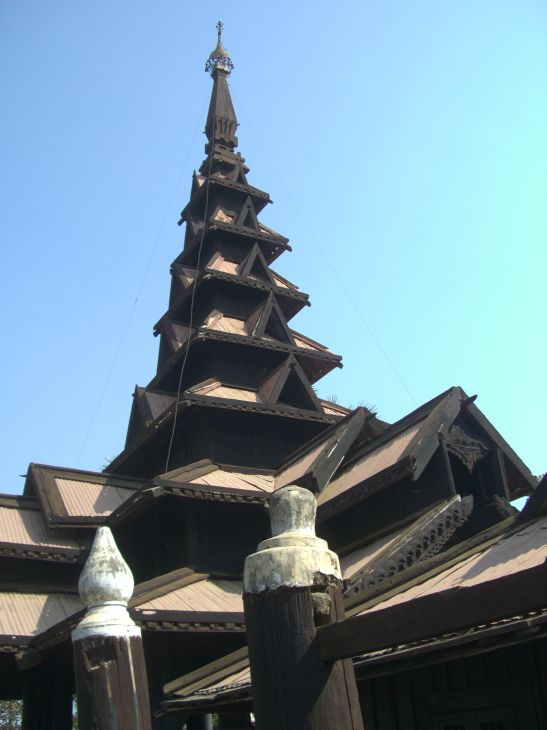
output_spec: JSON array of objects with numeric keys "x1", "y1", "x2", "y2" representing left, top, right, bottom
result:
[
  {"x1": 78, "y1": 527, "x2": 134, "y2": 608},
  {"x1": 205, "y1": 20, "x2": 234, "y2": 77}
]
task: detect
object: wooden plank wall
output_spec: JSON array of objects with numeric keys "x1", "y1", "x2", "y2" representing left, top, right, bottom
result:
[{"x1": 357, "y1": 639, "x2": 546, "y2": 730}]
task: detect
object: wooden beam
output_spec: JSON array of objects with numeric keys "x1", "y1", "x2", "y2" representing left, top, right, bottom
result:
[{"x1": 318, "y1": 559, "x2": 547, "y2": 662}]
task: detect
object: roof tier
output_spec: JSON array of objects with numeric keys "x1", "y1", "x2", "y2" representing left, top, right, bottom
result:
[{"x1": 110, "y1": 34, "x2": 346, "y2": 478}]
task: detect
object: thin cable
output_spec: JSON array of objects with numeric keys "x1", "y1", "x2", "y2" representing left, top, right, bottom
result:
[
  {"x1": 240, "y1": 108, "x2": 417, "y2": 406},
  {"x1": 76, "y1": 101, "x2": 207, "y2": 466},
  {"x1": 164, "y1": 111, "x2": 217, "y2": 472}
]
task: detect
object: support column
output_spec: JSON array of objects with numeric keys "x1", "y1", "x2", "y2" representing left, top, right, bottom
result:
[
  {"x1": 72, "y1": 526, "x2": 152, "y2": 730},
  {"x1": 243, "y1": 485, "x2": 364, "y2": 730},
  {"x1": 20, "y1": 656, "x2": 73, "y2": 730}
]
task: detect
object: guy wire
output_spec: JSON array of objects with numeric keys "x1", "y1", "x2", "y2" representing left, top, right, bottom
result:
[{"x1": 164, "y1": 109, "x2": 216, "y2": 472}]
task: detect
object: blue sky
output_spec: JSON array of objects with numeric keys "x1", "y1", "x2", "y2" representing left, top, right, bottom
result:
[{"x1": 1, "y1": 1, "x2": 545, "y2": 495}]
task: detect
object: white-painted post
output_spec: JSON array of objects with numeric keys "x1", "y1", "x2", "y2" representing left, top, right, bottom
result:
[
  {"x1": 243, "y1": 486, "x2": 364, "y2": 730},
  {"x1": 72, "y1": 527, "x2": 152, "y2": 730}
]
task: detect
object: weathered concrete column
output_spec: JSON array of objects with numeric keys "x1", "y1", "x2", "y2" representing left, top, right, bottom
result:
[
  {"x1": 243, "y1": 486, "x2": 364, "y2": 730},
  {"x1": 72, "y1": 527, "x2": 152, "y2": 730}
]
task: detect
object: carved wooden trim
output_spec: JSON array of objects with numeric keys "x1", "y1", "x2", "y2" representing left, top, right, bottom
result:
[
  {"x1": 344, "y1": 496, "x2": 474, "y2": 602},
  {"x1": 445, "y1": 424, "x2": 488, "y2": 473}
]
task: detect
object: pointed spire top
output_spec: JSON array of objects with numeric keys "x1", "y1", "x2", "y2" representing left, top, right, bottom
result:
[{"x1": 205, "y1": 21, "x2": 234, "y2": 77}]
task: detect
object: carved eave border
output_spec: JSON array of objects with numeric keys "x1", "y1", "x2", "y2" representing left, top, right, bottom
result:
[
  {"x1": 0, "y1": 636, "x2": 29, "y2": 653},
  {"x1": 0, "y1": 543, "x2": 83, "y2": 563},
  {"x1": 136, "y1": 614, "x2": 245, "y2": 633},
  {"x1": 344, "y1": 495, "x2": 474, "y2": 608},
  {"x1": 183, "y1": 394, "x2": 339, "y2": 423}
]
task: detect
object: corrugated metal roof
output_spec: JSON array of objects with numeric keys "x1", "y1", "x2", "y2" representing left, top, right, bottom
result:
[
  {"x1": 136, "y1": 578, "x2": 243, "y2": 614},
  {"x1": 0, "y1": 505, "x2": 79, "y2": 550},
  {"x1": 55, "y1": 479, "x2": 135, "y2": 517},
  {"x1": 0, "y1": 591, "x2": 81, "y2": 638},
  {"x1": 189, "y1": 469, "x2": 274, "y2": 493},
  {"x1": 318, "y1": 422, "x2": 422, "y2": 505},
  {"x1": 362, "y1": 517, "x2": 547, "y2": 614},
  {"x1": 191, "y1": 382, "x2": 260, "y2": 403}
]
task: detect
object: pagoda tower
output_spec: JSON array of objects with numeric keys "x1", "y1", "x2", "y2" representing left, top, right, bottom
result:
[{"x1": 107, "y1": 24, "x2": 346, "y2": 479}]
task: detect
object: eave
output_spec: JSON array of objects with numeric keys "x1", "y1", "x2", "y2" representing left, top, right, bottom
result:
[
  {"x1": 158, "y1": 269, "x2": 309, "y2": 328},
  {"x1": 149, "y1": 327, "x2": 341, "y2": 393},
  {"x1": 107, "y1": 397, "x2": 338, "y2": 475},
  {"x1": 176, "y1": 221, "x2": 291, "y2": 266},
  {"x1": 180, "y1": 176, "x2": 271, "y2": 220}
]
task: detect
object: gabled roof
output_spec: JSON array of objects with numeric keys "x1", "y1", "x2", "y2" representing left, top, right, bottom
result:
[
  {"x1": 275, "y1": 407, "x2": 384, "y2": 493},
  {"x1": 108, "y1": 460, "x2": 273, "y2": 524},
  {"x1": 25, "y1": 464, "x2": 146, "y2": 526},
  {"x1": 306, "y1": 386, "x2": 536, "y2": 520}
]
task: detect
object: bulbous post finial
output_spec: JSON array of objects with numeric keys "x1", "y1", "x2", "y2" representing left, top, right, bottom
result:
[
  {"x1": 244, "y1": 486, "x2": 341, "y2": 594},
  {"x1": 205, "y1": 20, "x2": 234, "y2": 77},
  {"x1": 73, "y1": 527, "x2": 139, "y2": 640}
]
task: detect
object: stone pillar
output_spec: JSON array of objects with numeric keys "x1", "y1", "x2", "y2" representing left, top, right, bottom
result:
[
  {"x1": 243, "y1": 486, "x2": 364, "y2": 730},
  {"x1": 72, "y1": 526, "x2": 152, "y2": 730}
]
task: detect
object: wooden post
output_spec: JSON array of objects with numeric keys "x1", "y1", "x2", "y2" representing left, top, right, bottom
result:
[
  {"x1": 20, "y1": 655, "x2": 73, "y2": 730},
  {"x1": 72, "y1": 526, "x2": 152, "y2": 730},
  {"x1": 243, "y1": 485, "x2": 364, "y2": 730}
]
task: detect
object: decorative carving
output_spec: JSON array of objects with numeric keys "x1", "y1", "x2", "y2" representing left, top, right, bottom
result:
[
  {"x1": 205, "y1": 21, "x2": 235, "y2": 77},
  {"x1": 344, "y1": 496, "x2": 474, "y2": 599},
  {"x1": 445, "y1": 424, "x2": 488, "y2": 473}
]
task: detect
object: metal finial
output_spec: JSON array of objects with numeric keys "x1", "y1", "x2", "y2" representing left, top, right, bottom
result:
[{"x1": 205, "y1": 20, "x2": 234, "y2": 77}]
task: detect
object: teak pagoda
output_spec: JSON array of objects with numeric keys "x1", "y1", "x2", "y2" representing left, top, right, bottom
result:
[{"x1": 0, "y1": 25, "x2": 545, "y2": 730}]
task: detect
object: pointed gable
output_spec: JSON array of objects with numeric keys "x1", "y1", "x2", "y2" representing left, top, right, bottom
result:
[
  {"x1": 126, "y1": 386, "x2": 177, "y2": 447},
  {"x1": 238, "y1": 244, "x2": 275, "y2": 285},
  {"x1": 246, "y1": 293, "x2": 295, "y2": 345},
  {"x1": 234, "y1": 196, "x2": 259, "y2": 230},
  {"x1": 259, "y1": 356, "x2": 321, "y2": 411}
]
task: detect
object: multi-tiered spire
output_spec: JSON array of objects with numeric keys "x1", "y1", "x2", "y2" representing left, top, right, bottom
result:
[{"x1": 108, "y1": 26, "x2": 345, "y2": 478}]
